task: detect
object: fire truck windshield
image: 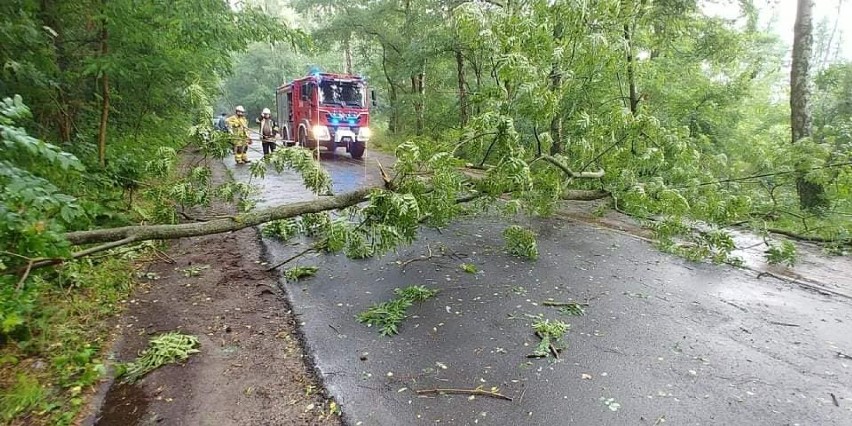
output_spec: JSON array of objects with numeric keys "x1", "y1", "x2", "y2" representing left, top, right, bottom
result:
[{"x1": 319, "y1": 81, "x2": 364, "y2": 107}]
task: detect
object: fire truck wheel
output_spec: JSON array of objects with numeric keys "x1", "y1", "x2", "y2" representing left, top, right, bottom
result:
[
  {"x1": 298, "y1": 127, "x2": 308, "y2": 148},
  {"x1": 350, "y1": 141, "x2": 366, "y2": 159}
]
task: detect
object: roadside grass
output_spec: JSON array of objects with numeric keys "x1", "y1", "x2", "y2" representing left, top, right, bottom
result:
[
  {"x1": 0, "y1": 256, "x2": 139, "y2": 425},
  {"x1": 1, "y1": 373, "x2": 45, "y2": 422},
  {"x1": 366, "y1": 125, "x2": 403, "y2": 154}
]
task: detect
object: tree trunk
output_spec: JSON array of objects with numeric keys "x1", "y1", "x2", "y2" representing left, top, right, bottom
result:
[
  {"x1": 549, "y1": 17, "x2": 565, "y2": 155},
  {"x1": 624, "y1": 23, "x2": 639, "y2": 115},
  {"x1": 791, "y1": 0, "x2": 828, "y2": 211},
  {"x1": 455, "y1": 47, "x2": 468, "y2": 126},
  {"x1": 381, "y1": 47, "x2": 399, "y2": 134},
  {"x1": 344, "y1": 34, "x2": 353, "y2": 75},
  {"x1": 412, "y1": 70, "x2": 425, "y2": 135},
  {"x1": 97, "y1": 10, "x2": 110, "y2": 168},
  {"x1": 39, "y1": 0, "x2": 72, "y2": 143}
]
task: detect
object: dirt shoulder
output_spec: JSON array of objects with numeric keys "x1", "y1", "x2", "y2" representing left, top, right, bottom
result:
[{"x1": 87, "y1": 156, "x2": 340, "y2": 425}]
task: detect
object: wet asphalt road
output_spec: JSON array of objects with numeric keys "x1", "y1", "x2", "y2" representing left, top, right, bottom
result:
[{"x1": 227, "y1": 144, "x2": 852, "y2": 425}]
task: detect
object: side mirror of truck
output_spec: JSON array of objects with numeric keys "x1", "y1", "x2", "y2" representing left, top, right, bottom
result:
[{"x1": 371, "y1": 90, "x2": 377, "y2": 107}]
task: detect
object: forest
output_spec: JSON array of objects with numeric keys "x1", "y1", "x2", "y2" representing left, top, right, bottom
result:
[{"x1": 1, "y1": 0, "x2": 851, "y2": 423}]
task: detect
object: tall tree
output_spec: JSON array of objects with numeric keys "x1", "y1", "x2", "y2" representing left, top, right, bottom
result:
[{"x1": 790, "y1": 0, "x2": 828, "y2": 211}]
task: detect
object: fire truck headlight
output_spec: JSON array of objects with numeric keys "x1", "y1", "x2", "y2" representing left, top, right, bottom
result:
[
  {"x1": 358, "y1": 127, "x2": 372, "y2": 140},
  {"x1": 312, "y1": 125, "x2": 330, "y2": 141}
]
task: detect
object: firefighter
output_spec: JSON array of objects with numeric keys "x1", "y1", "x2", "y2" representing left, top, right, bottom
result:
[
  {"x1": 255, "y1": 108, "x2": 279, "y2": 157},
  {"x1": 226, "y1": 105, "x2": 251, "y2": 164}
]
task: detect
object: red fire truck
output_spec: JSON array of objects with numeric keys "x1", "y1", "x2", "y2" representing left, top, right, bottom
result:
[{"x1": 275, "y1": 72, "x2": 373, "y2": 159}]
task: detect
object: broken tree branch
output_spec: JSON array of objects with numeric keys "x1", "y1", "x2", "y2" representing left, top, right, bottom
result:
[
  {"x1": 399, "y1": 244, "x2": 436, "y2": 268},
  {"x1": 265, "y1": 244, "x2": 321, "y2": 272},
  {"x1": 63, "y1": 186, "x2": 379, "y2": 246},
  {"x1": 414, "y1": 387, "x2": 512, "y2": 401},
  {"x1": 561, "y1": 189, "x2": 611, "y2": 201},
  {"x1": 16, "y1": 260, "x2": 34, "y2": 291},
  {"x1": 535, "y1": 331, "x2": 563, "y2": 359},
  {"x1": 29, "y1": 236, "x2": 138, "y2": 270},
  {"x1": 538, "y1": 155, "x2": 604, "y2": 179}
]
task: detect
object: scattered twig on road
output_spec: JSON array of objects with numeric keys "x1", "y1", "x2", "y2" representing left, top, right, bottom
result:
[
  {"x1": 768, "y1": 321, "x2": 800, "y2": 327},
  {"x1": 837, "y1": 352, "x2": 852, "y2": 360},
  {"x1": 265, "y1": 244, "x2": 320, "y2": 271},
  {"x1": 415, "y1": 387, "x2": 512, "y2": 401},
  {"x1": 653, "y1": 415, "x2": 666, "y2": 426},
  {"x1": 328, "y1": 324, "x2": 343, "y2": 336},
  {"x1": 720, "y1": 299, "x2": 749, "y2": 313},
  {"x1": 153, "y1": 249, "x2": 176, "y2": 264},
  {"x1": 830, "y1": 393, "x2": 840, "y2": 407},
  {"x1": 541, "y1": 301, "x2": 590, "y2": 307},
  {"x1": 399, "y1": 244, "x2": 436, "y2": 268},
  {"x1": 535, "y1": 331, "x2": 562, "y2": 359}
]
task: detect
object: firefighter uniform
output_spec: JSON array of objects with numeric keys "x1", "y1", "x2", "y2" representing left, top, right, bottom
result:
[
  {"x1": 256, "y1": 110, "x2": 279, "y2": 156},
  {"x1": 226, "y1": 113, "x2": 250, "y2": 164}
]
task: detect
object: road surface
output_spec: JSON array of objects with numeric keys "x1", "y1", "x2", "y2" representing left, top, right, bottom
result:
[{"x1": 228, "y1": 143, "x2": 852, "y2": 425}]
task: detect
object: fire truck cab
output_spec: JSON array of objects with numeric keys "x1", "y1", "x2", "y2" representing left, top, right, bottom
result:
[{"x1": 276, "y1": 71, "x2": 372, "y2": 159}]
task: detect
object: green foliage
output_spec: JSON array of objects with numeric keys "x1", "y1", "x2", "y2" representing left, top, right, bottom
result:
[
  {"x1": 531, "y1": 318, "x2": 569, "y2": 358},
  {"x1": 394, "y1": 285, "x2": 438, "y2": 302},
  {"x1": 503, "y1": 225, "x2": 539, "y2": 260},
  {"x1": 262, "y1": 219, "x2": 301, "y2": 241},
  {"x1": 651, "y1": 218, "x2": 740, "y2": 264},
  {"x1": 765, "y1": 240, "x2": 798, "y2": 267},
  {"x1": 357, "y1": 285, "x2": 438, "y2": 336},
  {"x1": 557, "y1": 304, "x2": 586, "y2": 317},
  {"x1": 284, "y1": 266, "x2": 319, "y2": 281},
  {"x1": 181, "y1": 265, "x2": 209, "y2": 277},
  {"x1": 0, "y1": 96, "x2": 83, "y2": 272},
  {"x1": 1, "y1": 373, "x2": 46, "y2": 422},
  {"x1": 460, "y1": 263, "x2": 477, "y2": 273},
  {"x1": 121, "y1": 332, "x2": 200, "y2": 383},
  {"x1": 255, "y1": 147, "x2": 333, "y2": 195}
]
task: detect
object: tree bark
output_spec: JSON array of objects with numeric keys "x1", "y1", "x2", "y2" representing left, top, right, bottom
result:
[
  {"x1": 455, "y1": 47, "x2": 468, "y2": 126},
  {"x1": 624, "y1": 23, "x2": 639, "y2": 115},
  {"x1": 64, "y1": 186, "x2": 378, "y2": 245},
  {"x1": 791, "y1": 0, "x2": 828, "y2": 211},
  {"x1": 549, "y1": 15, "x2": 565, "y2": 155},
  {"x1": 39, "y1": 0, "x2": 74, "y2": 144},
  {"x1": 97, "y1": 8, "x2": 110, "y2": 168},
  {"x1": 562, "y1": 189, "x2": 610, "y2": 201},
  {"x1": 344, "y1": 34, "x2": 353, "y2": 75},
  {"x1": 381, "y1": 46, "x2": 399, "y2": 134},
  {"x1": 412, "y1": 70, "x2": 425, "y2": 135}
]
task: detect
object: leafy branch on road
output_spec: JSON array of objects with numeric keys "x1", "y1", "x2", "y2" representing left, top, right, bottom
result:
[
  {"x1": 119, "y1": 332, "x2": 200, "y2": 383},
  {"x1": 284, "y1": 266, "x2": 319, "y2": 281},
  {"x1": 542, "y1": 300, "x2": 588, "y2": 316},
  {"x1": 530, "y1": 319, "x2": 569, "y2": 359},
  {"x1": 357, "y1": 285, "x2": 438, "y2": 336}
]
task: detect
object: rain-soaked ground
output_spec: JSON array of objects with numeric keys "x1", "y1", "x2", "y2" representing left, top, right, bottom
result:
[{"x1": 228, "y1": 140, "x2": 852, "y2": 425}]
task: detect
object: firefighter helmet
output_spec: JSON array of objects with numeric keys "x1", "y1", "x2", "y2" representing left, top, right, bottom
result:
[
  {"x1": 235, "y1": 105, "x2": 245, "y2": 113},
  {"x1": 262, "y1": 108, "x2": 271, "y2": 115}
]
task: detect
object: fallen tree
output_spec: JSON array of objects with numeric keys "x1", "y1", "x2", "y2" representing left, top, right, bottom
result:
[{"x1": 18, "y1": 145, "x2": 608, "y2": 272}]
